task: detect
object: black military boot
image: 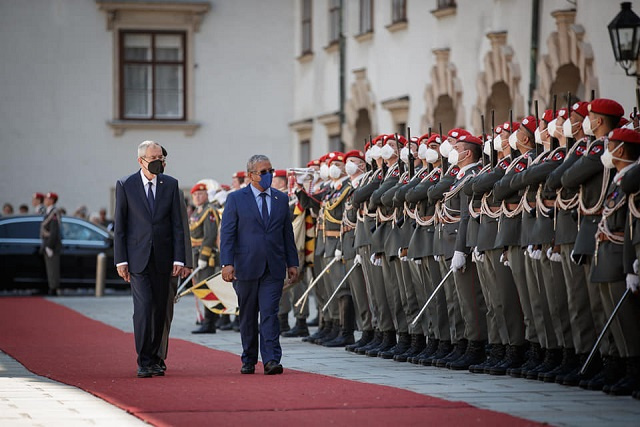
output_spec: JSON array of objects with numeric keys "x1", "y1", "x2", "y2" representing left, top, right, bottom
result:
[
  {"x1": 316, "y1": 320, "x2": 340, "y2": 345},
  {"x1": 379, "y1": 332, "x2": 410, "y2": 359},
  {"x1": 395, "y1": 334, "x2": 426, "y2": 362},
  {"x1": 525, "y1": 348, "x2": 562, "y2": 380},
  {"x1": 469, "y1": 344, "x2": 504, "y2": 374},
  {"x1": 346, "y1": 329, "x2": 375, "y2": 353},
  {"x1": 411, "y1": 337, "x2": 438, "y2": 364},
  {"x1": 356, "y1": 329, "x2": 383, "y2": 355},
  {"x1": 278, "y1": 313, "x2": 290, "y2": 334},
  {"x1": 606, "y1": 357, "x2": 640, "y2": 396},
  {"x1": 422, "y1": 340, "x2": 453, "y2": 366},
  {"x1": 559, "y1": 352, "x2": 600, "y2": 386},
  {"x1": 304, "y1": 319, "x2": 330, "y2": 343},
  {"x1": 191, "y1": 311, "x2": 217, "y2": 334},
  {"x1": 282, "y1": 318, "x2": 310, "y2": 338},
  {"x1": 216, "y1": 314, "x2": 231, "y2": 329},
  {"x1": 539, "y1": 347, "x2": 578, "y2": 382},
  {"x1": 366, "y1": 330, "x2": 396, "y2": 357},
  {"x1": 582, "y1": 356, "x2": 624, "y2": 391},
  {"x1": 489, "y1": 344, "x2": 526, "y2": 375},
  {"x1": 509, "y1": 342, "x2": 542, "y2": 378},
  {"x1": 323, "y1": 296, "x2": 356, "y2": 348},
  {"x1": 448, "y1": 340, "x2": 486, "y2": 371},
  {"x1": 434, "y1": 339, "x2": 468, "y2": 368}
]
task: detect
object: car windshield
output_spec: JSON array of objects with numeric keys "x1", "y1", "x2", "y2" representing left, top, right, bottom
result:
[{"x1": 62, "y1": 221, "x2": 105, "y2": 241}]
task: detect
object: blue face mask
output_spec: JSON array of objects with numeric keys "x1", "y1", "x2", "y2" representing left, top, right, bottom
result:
[{"x1": 259, "y1": 172, "x2": 273, "y2": 189}]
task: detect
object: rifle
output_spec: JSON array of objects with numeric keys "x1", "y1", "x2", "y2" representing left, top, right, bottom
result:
[
  {"x1": 635, "y1": 88, "x2": 640, "y2": 129},
  {"x1": 534, "y1": 100, "x2": 542, "y2": 157},
  {"x1": 439, "y1": 123, "x2": 449, "y2": 171},
  {"x1": 395, "y1": 132, "x2": 405, "y2": 176},
  {"x1": 407, "y1": 127, "x2": 415, "y2": 179},
  {"x1": 427, "y1": 127, "x2": 433, "y2": 173},
  {"x1": 565, "y1": 92, "x2": 574, "y2": 151},
  {"x1": 480, "y1": 113, "x2": 487, "y2": 167},
  {"x1": 491, "y1": 109, "x2": 497, "y2": 167},
  {"x1": 510, "y1": 109, "x2": 520, "y2": 158},
  {"x1": 365, "y1": 137, "x2": 371, "y2": 172}
]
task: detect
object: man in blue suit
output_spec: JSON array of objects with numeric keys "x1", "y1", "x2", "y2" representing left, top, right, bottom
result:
[
  {"x1": 220, "y1": 154, "x2": 299, "y2": 375},
  {"x1": 114, "y1": 141, "x2": 186, "y2": 378}
]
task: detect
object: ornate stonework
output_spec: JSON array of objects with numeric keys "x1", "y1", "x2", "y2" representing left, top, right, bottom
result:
[
  {"x1": 343, "y1": 69, "x2": 377, "y2": 150},
  {"x1": 422, "y1": 48, "x2": 465, "y2": 133}
]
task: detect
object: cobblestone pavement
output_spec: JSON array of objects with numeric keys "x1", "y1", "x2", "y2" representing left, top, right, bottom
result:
[{"x1": 3, "y1": 294, "x2": 640, "y2": 426}]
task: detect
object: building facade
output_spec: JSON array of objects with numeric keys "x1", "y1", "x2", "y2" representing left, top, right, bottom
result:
[{"x1": 290, "y1": 0, "x2": 640, "y2": 165}]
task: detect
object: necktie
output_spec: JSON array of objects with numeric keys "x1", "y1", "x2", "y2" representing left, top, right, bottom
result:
[
  {"x1": 147, "y1": 182, "x2": 155, "y2": 213},
  {"x1": 259, "y1": 192, "x2": 269, "y2": 224}
]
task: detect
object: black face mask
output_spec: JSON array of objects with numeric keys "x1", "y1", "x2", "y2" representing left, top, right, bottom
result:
[{"x1": 147, "y1": 160, "x2": 164, "y2": 175}]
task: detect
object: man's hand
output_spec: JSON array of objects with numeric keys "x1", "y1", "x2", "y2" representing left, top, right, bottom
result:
[
  {"x1": 627, "y1": 274, "x2": 640, "y2": 294},
  {"x1": 172, "y1": 264, "x2": 183, "y2": 277},
  {"x1": 222, "y1": 265, "x2": 236, "y2": 282},
  {"x1": 181, "y1": 267, "x2": 192, "y2": 279},
  {"x1": 287, "y1": 266, "x2": 299, "y2": 284},
  {"x1": 117, "y1": 265, "x2": 130, "y2": 283}
]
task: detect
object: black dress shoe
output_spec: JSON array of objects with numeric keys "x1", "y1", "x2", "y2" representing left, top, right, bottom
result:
[
  {"x1": 241, "y1": 363, "x2": 255, "y2": 374},
  {"x1": 159, "y1": 360, "x2": 167, "y2": 372},
  {"x1": 150, "y1": 364, "x2": 165, "y2": 376},
  {"x1": 137, "y1": 366, "x2": 153, "y2": 378},
  {"x1": 264, "y1": 360, "x2": 284, "y2": 375}
]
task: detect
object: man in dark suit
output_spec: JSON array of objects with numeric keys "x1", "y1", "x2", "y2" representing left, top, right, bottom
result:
[
  {"x1": 114, "y1": 140, "x2": 185, "y2": 378},
  {"x1": 220, "y1": 154, "x2": 299, "y2": 375}
]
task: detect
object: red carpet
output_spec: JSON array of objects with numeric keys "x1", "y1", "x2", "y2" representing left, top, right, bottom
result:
[{"x1": 0, "y1": 298, "x2": 543, "y2": 426}]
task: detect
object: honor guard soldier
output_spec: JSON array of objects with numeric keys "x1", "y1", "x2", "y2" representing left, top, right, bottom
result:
[
  {"x1": 190, "y1": 183, "x2": 220, "y2": 334},
  {"x1": 231, "y1": 171, "x2": 246, "y2": 191},
  {"x1": 32, "y1": 192, "x2": 46, "y2": 215},
  {"x1": 40, "y1": 192, "x2": 62, "y2": 296}
]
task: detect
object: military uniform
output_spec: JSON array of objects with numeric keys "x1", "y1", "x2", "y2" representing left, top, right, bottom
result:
[{"x1": 40, "y1": 194, "x2": 62, "y2": 295}]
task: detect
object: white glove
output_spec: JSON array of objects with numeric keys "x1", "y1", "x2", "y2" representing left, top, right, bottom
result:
[
  {"x1": 500, "y1": 251, "x2": 510, "y2": 267},
  {"x1": 634, "y1": 259, "x2": 639, "y2": 275},
  {"x1": 413, "y1": 258, "x2": 422, "y2": 265},
  {"x1": 626, "y1": 274, "x2": 640, "y2": 293},
  {"x1": 370, "y1": 253, "x2": 382, "y2": 267},
  {"x1": 354, "y1": 254, "x2": 362, "y2": 265},
  {"x1": 526, "y1": 245, "x2": 534, "y2": 258},
  {"x1": 547, "y1": 247, "x2": 562, "y2": 263},
  {"x1": 531, "y1": 248, "x2": 542, "y2": 260},
  {"x1": 398, "y1": 248, "x2": 403, "y2": 258},
  {"x1": 197, "y1": 259, "x2": 208, "y2": 270},
  {"x1": 400, "y1": 256, "x2": 408, "y2": 262},
  {"x1": 473, "y1": 247, "x2": 485, "y2": 263},
  {"x1": 434, "y1": 255, "x2": 441, "y2": 262},
  {"x1": 45, "y1": 247, "x2": 53, "y2": 258},
  {"x1": 451, "y1": 251, "x2": 467, "y2": 271},
  {"x1": 334, "y1": 249, "x2": 342, "y2": 261}
]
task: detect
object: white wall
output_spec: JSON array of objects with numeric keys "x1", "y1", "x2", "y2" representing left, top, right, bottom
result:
[{"x1": 0, "y1": 0, "x2": 294, "y2": 216}]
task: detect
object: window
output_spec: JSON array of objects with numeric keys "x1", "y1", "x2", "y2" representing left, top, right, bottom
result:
[
  {"x1": 328, "y1": 0, "x2": 340, "y2": 45},
  {"x1": 120, "y1": 31, "x2": 185, "y2": 121},
  {"x1": 436, "y1": 0, "x2": 456, "y2": 8},
  {"x1": 62, "y1": 221, "x2": 104, "y2": 242},
  {"x1": 301, "y1": 0, "x2": 313, "y2": 54},
  {"x1": 300, "y1": 140, "x2": 311, "y2": 167},
  {"x1": 359, "y1": 0, "x2": 373, "y2": 34},
  {"x1": 0, "y1": 220, "x2": 40, "y2": 239},
  {"x1": 329, "y1": 135, "x2": 344, "y2": 153},
  {"x1": 392, "y1": 0, "x2": 406, "y2": 23}
]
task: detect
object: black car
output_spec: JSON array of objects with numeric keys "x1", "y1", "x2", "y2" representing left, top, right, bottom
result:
[{"x1": 0, "y1": 215, "x2": 127, "y2": 291}]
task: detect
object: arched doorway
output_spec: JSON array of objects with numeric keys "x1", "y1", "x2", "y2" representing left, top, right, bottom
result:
[
  {"x1": 433, "y1": 95, "x2": 455, "y2": 133},
  {"x1": 549, "y1": 63, "x2": 583, "y2": 103},
  {"x1": 485, "y1": 82, "x2": 513, "y2": 124},
  {"x1": 354, "y1": 108, "x2": 372, "y2": 150},
  {"x1": 422, "y1": 48, "x2": 465, "y2": 133}
]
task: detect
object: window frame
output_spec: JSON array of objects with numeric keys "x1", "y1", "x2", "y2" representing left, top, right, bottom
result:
[
  {"x1": 359, "y1": 0, "x2": 374, "y2": 35},
  {"x1": 118, "y1": 30, "x2": 187, "y2": 121},
  {"x1": 391, "y1": 0, "x2": 407, "y2": 24},
  {"x1": 301, "y1": 0, "x2": 313, "y2": 55},
  {"x1": 328, "y1": 0, "x2": 340, "y2": 46}
]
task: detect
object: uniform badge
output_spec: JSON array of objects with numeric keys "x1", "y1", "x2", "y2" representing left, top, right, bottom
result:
[
  {"x1": 377, "y1": 171, "x2": 383, "y2": 179},
  {"x1": 552, "y1": 151, "x2": 565, "y2": 161},
  {"x1": 402, "y1": 176, "x2": 409, "y2": 184},
  {"x1": 391, "y1": 169, "x2": 400, "y2": 177},
  {"x1": 514, "y1": 162, "x2": 526, "y2": 173},
  {"x1": 576, "y1": 145, "x2": 586, "y2": 156},
  {"x1": 607, "y1": 199, "x2": 616, "y2": 208},
  {"x1": 449, "y1": 166, "x2": 460, "y2": 177},
  {"x1": 589, "y1": 144, "x2": 603, "y2": 156},
  {"x1": 498, "y1": 159, "x2": 510, "y2": 170}
]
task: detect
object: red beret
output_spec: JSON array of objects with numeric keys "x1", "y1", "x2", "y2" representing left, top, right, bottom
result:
[
  {"x1": 372, "y1": 134, "x2": 387, "y2": 145},
  {"x1": 345, "y1": 150, "x2": 365, "y2": 161},
  {"x1": 589, "y1": 98, "x2": 624, "y2": 118},
  {"x1": 220, "y1": 184, "x2": 230, "y2": 191},
  {"x1": 426, "y1": 134, "x2": 442, "y2": 145},
  {"x1": 618, "y1": 117, "x2": 630, "y2": 127},
  {"x1": 501, "y1": 122, "x2": 520, "y2": 133},
  {"x1": 364, "y1": 141, "x2": 371, "y2": 151},
  {"x1": 45, "y1": 192, "x2": 58, "y2": 202},
  {"x1": 571, "y1": 101, "x2": 589, "y2": 118},
  {"x1": 232, "y1": 171, "x2": 246, "y2": 179},
  {"x1": 190, "y1": 183, "x2": 207, "y2": 194},
  {"x1": 494, "y1": 125, "x2": 503, "y2": 134},
  {"x1": 608, "y1": 127, "x2": 640, "y2": 144},
  {"x1": 417, "y1": 133, "x2": 431, "y2": 143},
  {"x1": 328, "y1": 152, "x2": 346, "y2": 164},
  {"x1": 458, "y1": 134, "x2": 483, "y2": 146},
  {"x1": 319, "y1": 153, "x2": 329, "y2": 162},
  {"x1": 447, "y1": 128, "x2": 471, "y2": 139},
  {"x1": 274, "y1": 169, "x2": 287, "y2": 178},
  {"x1": 383, "y1": 134, "x2": 407, "y2": 146},
  {"x1": 33, "y1": 192, "x2": 45, "y2": 199},
  {"x1": 556, "y1": 108, "x2": 568, "y2": 119},
  {"x1": 520, "y1": 115, "x2": 538, "y2": 135},
  {"x1": 307, "y1": 159, "x2": 320, "y2": 167}
]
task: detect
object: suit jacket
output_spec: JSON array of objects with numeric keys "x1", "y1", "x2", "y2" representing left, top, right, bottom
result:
[
  {"x1": 114, "y1": 171, "x2": 186, "y2": 274},
  {"x1": 219, "y1": 185, "x2": 298, "y2": 281}
]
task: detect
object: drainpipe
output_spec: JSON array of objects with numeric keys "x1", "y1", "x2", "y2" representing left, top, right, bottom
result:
[
  {"x1": 339, "y1": 0, "x2": 345, "y2": 147},
  {"x1": 529, "y1": 0, "x2": 540, "y2": 114}
]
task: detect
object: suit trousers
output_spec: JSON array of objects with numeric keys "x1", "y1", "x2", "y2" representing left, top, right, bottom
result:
[
  {"x1": 439, "y1": 258, "x2": 464, "y2": 343},
  {"x1": 559, "y1": 243, "x2": 597, "y2": 354},
  {"x1": 485, "y1": 249, "x2": 525, "y2": 346},
  {"x1": 540, "y1": 244, "x2": 573, "y2": 349},
  {"x1": 474, "y1": 256, "x2": 501, "y2": 345},
  {"x1": 525, "y1": 253, "x2": 557, "y2": 349},
  {"x1": 158, "y1": 275, "x2": 178, "y2": 361},
  {"x1": 452, "y1": 258, "x2": 488, "y2": 342},
  {"x1": 381, "y1": 255, "x2": 408, "y2": 333},
  {"x1": 346, "y1": 257, "x2": 373, "y2": 331},
  {"x1": 423, "y1": 256, "x2": 450, "y2": 341},
  {"x1": 233, "y1": 267, "x2": 283, "y2": 365},
  {"x1": 600, "y1": 281, "x2": 640, "y2": 358},
  {"x1": 44, "y1": 252, "x2": 60, "y2": 291},
  {"x1": 130, "y1": 251, "x2": 171, "y2": 368},
  {"x1": 508, "y1": 246, "x2": 538, "y2": 344}
]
